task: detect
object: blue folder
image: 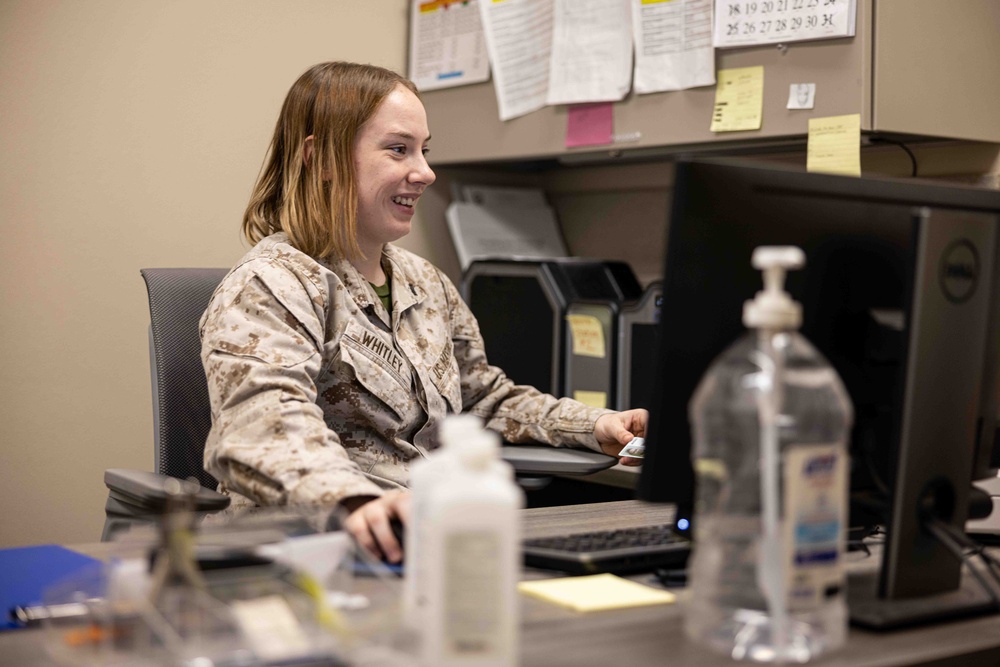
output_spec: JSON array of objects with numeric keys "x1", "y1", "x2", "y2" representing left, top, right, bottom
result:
[{"x1": 0, "y1": 544, "x2": 101, "y2": 630}]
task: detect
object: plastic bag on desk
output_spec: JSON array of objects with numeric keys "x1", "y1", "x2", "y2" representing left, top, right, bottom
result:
[
  {"x1": 40, "y1": 506, "x2": 348, "y2": 666},
  {"x1": 195, "y1": 504, "x2": 414, "y2": 664},
  {"x1": 39, "y1": 557, "x2": 351, "y2": 666},
  {"x1": 295, "y1": 506, "x2": 418, "y2": 666},
  {"x1": 195, "y1": 502, "x2": 416, "y2": 664}
]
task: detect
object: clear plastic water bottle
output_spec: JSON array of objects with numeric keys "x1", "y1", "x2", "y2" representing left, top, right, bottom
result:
[{"x1": 686, "y1": 247, "x2": 852, "y2": 663}]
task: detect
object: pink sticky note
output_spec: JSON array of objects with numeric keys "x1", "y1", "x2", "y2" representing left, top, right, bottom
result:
[{"x1": 565, "y1": 103, "x2": 613, "y2": 148}]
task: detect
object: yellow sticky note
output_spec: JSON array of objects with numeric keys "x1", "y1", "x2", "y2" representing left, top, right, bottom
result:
[
  {"x1": 519, "y1": 573, "x2": 676, "y2": 612},
  {"x1": 695, "y1": 457, "x2": 728, "y2": 481},
  {"x1": 711, "y1": 66, "x2": 764, "y2": 133},
  {"x1": 230, "y1": 595, "x2": 311, "y2": 661},
  {"x1": 573, "y1": 390, "x2": 607, "y2": 409},
  {"x1": 807, "y1": 114, "x2": 861, "y2": 176},
  {"x1": 566, "y1": 314, "x2": 605, "y2": 358}
]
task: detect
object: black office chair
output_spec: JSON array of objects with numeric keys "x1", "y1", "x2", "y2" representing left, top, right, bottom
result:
[
  {"x1": 102, "y1": 268, "x2": 615, "y2": 541},
  {"x1": 102, "y1": 269, "x2": 232, "y2": 541}
]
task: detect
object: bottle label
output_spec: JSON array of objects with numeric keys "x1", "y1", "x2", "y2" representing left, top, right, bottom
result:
[
  {"x1": 444, "y1": 531, "x2": 502, "y2": 657},
  {"x1": 782, "y1": 444, "x2": 846, "y2": 611}
]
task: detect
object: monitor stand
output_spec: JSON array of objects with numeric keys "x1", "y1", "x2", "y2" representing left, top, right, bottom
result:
[{"x1": 848, "y1": 570, "x2": 998, "y2": 630}]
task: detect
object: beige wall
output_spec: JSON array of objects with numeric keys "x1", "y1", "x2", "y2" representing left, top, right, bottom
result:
[{"x1": 0, "y1": 0, "x2": 420, "y2": 547}]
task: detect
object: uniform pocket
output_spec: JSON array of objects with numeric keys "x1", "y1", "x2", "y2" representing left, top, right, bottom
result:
[{"x1": 338, "y1": 320, "x2": 413, "y2": 420}]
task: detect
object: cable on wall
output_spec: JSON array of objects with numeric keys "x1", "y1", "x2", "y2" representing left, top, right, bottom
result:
[{"x1": 869, "y1": 136, "x2": 919, "y2": 177}]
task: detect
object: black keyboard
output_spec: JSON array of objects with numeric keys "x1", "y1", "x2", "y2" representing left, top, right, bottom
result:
[{"x1": 523, "y1": 523, "x2": 691, "y2": 575}]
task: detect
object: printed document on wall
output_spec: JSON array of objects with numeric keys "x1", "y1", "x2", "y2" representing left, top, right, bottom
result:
[
  {"x1": 713, "y1": 0, "x2": 856, "y2": 49},
  {"x1": 479, "y1": 0, "x2": 555, "y2": 121},
  {"x1": 546, "y1": 0, "x2": 633, "y2": 105},
  {"x1": 409, "y1": 0, "x2": 491, "y2": 92},
  {"x1": 632, "y1": 0, "x2": 715, "y2": 94}
]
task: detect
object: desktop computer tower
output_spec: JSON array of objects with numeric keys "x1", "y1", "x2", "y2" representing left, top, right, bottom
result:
[
  {"x1": 462, "y1": 258, "x2": 641, "y2": 397},
  {"x1": 563, "y1": 299, "x2": 622, "y2": 410},
  {"x1": 615, "y1": 282, "x2": 662, "y2": 411},
  {"x1": 562, "y1": 282, "x2": 664, "y2": 411}
]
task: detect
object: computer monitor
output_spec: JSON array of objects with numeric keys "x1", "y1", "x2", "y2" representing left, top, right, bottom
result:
[{"x1": 636, "y1": 158, "x2": 1000, "y2": 628}]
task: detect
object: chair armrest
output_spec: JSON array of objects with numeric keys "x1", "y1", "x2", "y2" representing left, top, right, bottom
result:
[
  {"x1": 104, "y1": 468, "x2": 231, "y2": 513},
  {"x1": 500, "y1": 445, "x2": 617, "y2": 476}
]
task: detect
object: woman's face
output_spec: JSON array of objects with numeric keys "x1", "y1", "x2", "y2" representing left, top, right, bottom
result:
[{"x1": 352, "y1": 84, "x2": 435, "y2": 256}]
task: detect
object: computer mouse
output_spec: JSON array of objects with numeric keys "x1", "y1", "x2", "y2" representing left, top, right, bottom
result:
[
  {"x1": 368, "y1": 518, "x2": 405, "y2": 575},
  {"x1": 352, "y1": 517, "x2": 407, "y2": 577},
  {"x1": 385, "y1": 517, "x2": 406, "y2": 564}
]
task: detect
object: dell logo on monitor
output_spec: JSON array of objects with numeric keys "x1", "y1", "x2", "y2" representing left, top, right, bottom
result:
[{"x1": 939, "y1": 239, "x2": 979, "y2": 304}]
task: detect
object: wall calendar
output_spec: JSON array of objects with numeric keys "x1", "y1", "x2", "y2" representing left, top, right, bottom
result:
[{"x1": 713, "y1": 0, "x2": 856, "y2": 48}]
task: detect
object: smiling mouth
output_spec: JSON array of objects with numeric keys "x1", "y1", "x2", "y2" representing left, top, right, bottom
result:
[{"x1": 391, "y1": 196, "x2": 416, "y2": 208}]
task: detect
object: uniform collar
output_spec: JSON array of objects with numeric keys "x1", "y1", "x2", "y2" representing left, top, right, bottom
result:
[
  {"x1": 383, "y1": 244, "x2": 426, "y2": 313},
  {"x1": 328, "y1": 244, "x2": 426, "y2": 314}
]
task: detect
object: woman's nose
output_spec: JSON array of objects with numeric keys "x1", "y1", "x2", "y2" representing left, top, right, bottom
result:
[{"x1": 411, "y1": 156, "x2": 436, "y2": 186}]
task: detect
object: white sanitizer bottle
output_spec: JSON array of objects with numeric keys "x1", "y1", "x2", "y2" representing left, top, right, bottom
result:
[
  {"x1": 412, "y1": 415, "x2": 524, "y2": 667},
  {"x1": 403, "y1": 415, "x2": 463, "y2": 627},
  {"x1": 686, "y1": 247, "x2": 852, "y2": 662}
]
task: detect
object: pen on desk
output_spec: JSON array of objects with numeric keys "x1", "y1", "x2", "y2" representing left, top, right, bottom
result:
[
  {"x1": 10, "y1": 601, "x2": 91, "y2": 628},
  {"x1": 653, "y1": 568, "x2": 687, "y2": 588}
]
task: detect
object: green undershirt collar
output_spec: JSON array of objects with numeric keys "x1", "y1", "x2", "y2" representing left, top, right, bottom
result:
[{"x1": 369, "y1": 278, "x2": 391, "y2": 314}]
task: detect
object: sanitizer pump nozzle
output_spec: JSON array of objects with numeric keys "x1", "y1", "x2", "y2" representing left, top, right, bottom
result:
[{"x1": 743, "y1": 246, "x2": 805, "y2": 331}]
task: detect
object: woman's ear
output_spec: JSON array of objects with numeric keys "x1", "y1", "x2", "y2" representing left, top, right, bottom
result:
[
  {"x1": 303, "y1": 135, "x2": 315, "y2": 167},
  {"x1": 303, "y1": 135, "x2": 332, "y2": 180}
]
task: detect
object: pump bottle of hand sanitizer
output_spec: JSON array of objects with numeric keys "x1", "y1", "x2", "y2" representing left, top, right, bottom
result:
[{"x1": 686, "y1": 247, "x2": 852, "y2": 662}]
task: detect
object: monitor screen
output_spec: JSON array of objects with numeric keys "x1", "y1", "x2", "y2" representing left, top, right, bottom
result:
[{"x1": 636, "y1": 158, "x2": 1000, "y2": 620}]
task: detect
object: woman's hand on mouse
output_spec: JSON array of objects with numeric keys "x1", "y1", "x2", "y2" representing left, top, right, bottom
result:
[{"x1": 342, "y1": 490, "x2": 411, "y2": 563}]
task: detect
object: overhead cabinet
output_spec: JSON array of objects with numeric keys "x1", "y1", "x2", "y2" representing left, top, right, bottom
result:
[{"x1": 420, "y1": 0, "x2": 1000, "y2": 166}]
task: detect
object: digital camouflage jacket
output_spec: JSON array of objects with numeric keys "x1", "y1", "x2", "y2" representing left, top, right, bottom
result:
[{"x1": 199, "y1": 233, "x2": 610, "y2": 508}]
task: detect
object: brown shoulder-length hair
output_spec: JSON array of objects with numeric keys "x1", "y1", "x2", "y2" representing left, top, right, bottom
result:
[{"x1": 242, "y1": 62, "x2": 419, "y2": 260}]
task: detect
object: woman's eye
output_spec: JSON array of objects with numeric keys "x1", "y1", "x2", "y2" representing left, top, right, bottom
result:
[
  {"x1": 389, "y1": 146, "x2": 406, "y2": 155},
  {"x1": 422, "y1": 147, "x2": 430, "y2": 155}
]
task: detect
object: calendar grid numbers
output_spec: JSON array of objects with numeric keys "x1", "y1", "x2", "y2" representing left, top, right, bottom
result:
[{"x1": 713, "y1": 0, "x2": 855, "y2": 48}]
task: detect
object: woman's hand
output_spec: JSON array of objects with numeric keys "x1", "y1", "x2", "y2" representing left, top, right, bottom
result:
[
  {"x1": 341, "y1": 490, "x2": 411, "y2": 563},
  {"x1": 594, "y1": 409, "x2": 649, "y2": 467}
]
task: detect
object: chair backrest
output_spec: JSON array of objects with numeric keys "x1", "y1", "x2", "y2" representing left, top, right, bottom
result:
[{"x1": 141, "y1": 268, "x2": 228, "y2": 490}]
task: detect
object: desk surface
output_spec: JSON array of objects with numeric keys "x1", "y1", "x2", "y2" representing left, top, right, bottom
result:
[
  {"x1": 521, "y1": 501, "x2": 1000, "y2": 667},
  {"x1": 5, "y1": 500, "x2": 1000, "y2": 666}
]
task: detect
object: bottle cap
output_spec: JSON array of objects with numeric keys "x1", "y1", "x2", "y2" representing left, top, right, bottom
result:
[
  {"x1": 438, "y1": 414, "x2": 484, "y2": 449},
  {"x1": 455, "y1": 429, "x2": 501, "y2": 471},
  {"x1": 743, "y1": 246, "x2": 804, "y2": 330}
]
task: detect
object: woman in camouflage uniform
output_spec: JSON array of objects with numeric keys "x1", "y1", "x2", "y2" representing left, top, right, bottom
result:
[{"x1": 199, "y1": 62, "x2": 648, "y2": 562}]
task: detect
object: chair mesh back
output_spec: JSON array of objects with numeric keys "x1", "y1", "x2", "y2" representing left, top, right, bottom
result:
[{"x1": 141, "y1": 268, "x2": 228, "y2": 490}]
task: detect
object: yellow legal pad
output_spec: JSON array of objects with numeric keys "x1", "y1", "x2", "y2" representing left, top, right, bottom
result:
[{"x1": 518, "y1": 574, "x2": 676, "y2": 612}]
